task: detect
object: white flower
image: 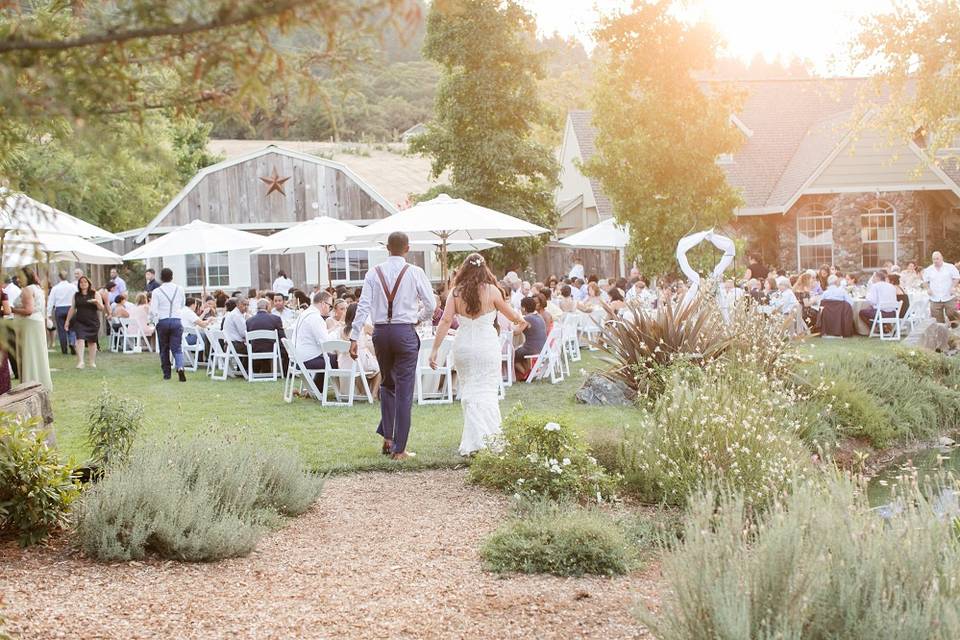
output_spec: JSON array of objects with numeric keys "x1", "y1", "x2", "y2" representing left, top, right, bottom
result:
[
  {"x1": 527, "y1": 453, "x2": 538, "y2": 463},
  {"x1": 544, "y1": 422, "x2": 561, "y2": 432},
  {"x1": 562, "y1": 458, "x2": 571, "y2": 466}
]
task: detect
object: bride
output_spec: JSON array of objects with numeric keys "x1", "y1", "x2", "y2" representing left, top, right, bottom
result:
[{"x1": 431, "y1": 253, "x2": 527, "y2": 456}]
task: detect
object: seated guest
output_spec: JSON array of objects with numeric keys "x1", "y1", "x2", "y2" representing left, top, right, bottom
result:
[
  {"x1": 888, "y1": 274, "x2": 910, "y2": 318},
  {"x1": 514, "y1": 297, "x2": 547, "y2": 381},
  {"x1": 900, "y1": 261, "x2": 921, "y2": 289},
  {"x1": 292, "y1": 291, "x2": 335, "y2": 388},
  {"x1": 626, "y1": 279, "x2": 656, "y2": 306},
  {"x1": 247, "y1": 298, "x2": 287, "y2": 374},
  {"x1": 536, "y1": 292, "x2": 554, "y2": 334},
  {"x1": 821, "y1": 275, "x2": 853, "y2": 305},
  {"x1": 326, "y1": 298, "x2": 348, "y2": 333},
  {"x1": 181, "y1": 297, "x2": 212, "y2": 343},
  {"x1": 721, "y1": 279, "x2": 745, "y2": 310},
  {"x1": 860, "y1": 269, "x2": 899, "y2": 325},
  {"x1": 541, "y1": 287, "x2": 563, "y2": 320},
  {"x1": 129, "y1": 292, "x2": 156, "y2": 339},
  {"x1": 606, "y1": 287, "x2": 626, "y2": 315},
  {"x1": 746, "y1": 278, "x2": 765, "y2": 304},
  {"x1": 557, "y1": 285, "x2": 578, "y2": 313},
  {"x1": 222, "y1": 297, "x2": 249, "y2": 355},
  {"x1": 816, "y1": 265, "x2": 831, "y2": 292},
  {"x1": 271, "y1": 293, "x2": 295, "y2": 323},
  {"x1": 336, "y1": 302, "x2": 380, "y2": 397},
  {"x1": 771, "y1": 277, "x2": 800, "y2": 315}
]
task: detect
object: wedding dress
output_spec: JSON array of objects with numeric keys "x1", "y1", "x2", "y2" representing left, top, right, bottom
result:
[{"x1": 453, "y1": 310, "x2": 502, "y2": 456}]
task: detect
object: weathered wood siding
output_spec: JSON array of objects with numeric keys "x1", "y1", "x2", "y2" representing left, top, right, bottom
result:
[
  {"x1": 165, "y1": 151, "x2": 393, "y2": 227},
  {"x1": 529, "y1": 244, "x2": 622, "y2": 281}
]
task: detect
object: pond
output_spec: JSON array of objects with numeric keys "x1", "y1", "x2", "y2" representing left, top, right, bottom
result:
[{"x1": 867, "y1": 443, "x2": 960, "y2": 507}]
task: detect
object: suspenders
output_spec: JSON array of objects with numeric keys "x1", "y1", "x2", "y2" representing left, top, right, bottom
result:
[
  {"x1": 158, "y1": 285, "x2": 180, "y2": 320},
  {"x1": 374, "y1": 264, "x2": 410, "y2": 323}
]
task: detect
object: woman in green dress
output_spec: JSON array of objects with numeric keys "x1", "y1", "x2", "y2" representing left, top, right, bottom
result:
[{"x1": 11, "y1": 267, "x2": 51, "y2": 390}]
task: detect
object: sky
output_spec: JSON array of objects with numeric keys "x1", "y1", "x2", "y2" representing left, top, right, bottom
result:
[{"x1": 519, "y1": 0, "x2": 896, "y2": 75}]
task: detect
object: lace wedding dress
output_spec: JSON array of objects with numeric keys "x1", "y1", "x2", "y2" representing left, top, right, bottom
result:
[{"x1": 453, "y1": 310, "x2": 502, "y2": 455}]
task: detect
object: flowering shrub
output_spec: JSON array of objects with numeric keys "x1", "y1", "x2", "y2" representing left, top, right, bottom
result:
[
  {"x1": 621, "y1": 362, "x2": 810, "y2": 506},
  {"x1": 468, "y1": 408, "x2": 616, "y2": 502},
  {"x1": 724, "y1": 301, "x2": 797, "y2": 379}
]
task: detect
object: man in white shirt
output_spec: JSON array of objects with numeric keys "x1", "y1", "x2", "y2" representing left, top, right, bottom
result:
[
  {"x1": 861, "y1": 270, "x2": 899, "y2": 326},
  {"x1": 571, "y1": 277, "x2": 586, "y2": 302},
  {"x1": 149, "y1": 267, "x2": 186, "y2": 381},
  {"x1": 923, "y1": 251, "x2": 960, "y2": 325},
  {"x1": 626, "y1": 279, "x2": 656, "y2": 306},
  {"x1": 4, "y1": 275, "x2": 21, "y2": 307},
  {"x1": 568, "y1": 259, "x2": 584, "y2": 281},
  {"x1": 293, "y1": 291, "x2": 333, "y2": 380},
  {"x1": 109, "y1": 267, "x2": 126, "y2": 297},
  {"x1": 770, "y1": 276, "x2": 799, "y2": 315},
  {"x1": 47, "y1": 270, "x2": 77, "y2": 354},
  {"x1": 820, "y1": 275, "x2": 853, "y2": 306},
  {"x1": 271, "y1": 293, "x2": 295, "y2": 323},
  {"x1": 222, "y1": 297, "x2": 250, "y2": 356},
  {"x1": 504, "y1": 273, "x2": 523, "y2": 308},
  {"x1": 272, "y1": 270, "x2": 294, "y2": 298},
  {"x1": 349, "y1": 231, "x2": 435, "y2": 460}
]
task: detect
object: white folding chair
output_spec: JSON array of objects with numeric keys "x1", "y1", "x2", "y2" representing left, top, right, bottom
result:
[
  {"x1": 416, "y1": 337, "x2": 454, "y2": 405},
  {"x1": 206, "y1": 328, "x2": 248, "y2": 380},
  {"x1": 526, "y1": 327, "x2": 565, "y2": 384},
  {"x1": 499, "y1": 331, "x2": 515, "y2": 390},
  {"x1": 579, "y1": 310, "x2": 604, "y2": 350},
  {"x1": 181, "y1": 326, "x2": 205, "y2": 372},
  {"x1": 869, "y1": 300, "x2": 903, "y2": 341},
  {"x1": 119, "y1": 318, "x2": 150, "y2": 354},
  {"x1": 282, "y1": 337, "x2": 329, "y2": 404},
  {"x1": 559, "y1": 313, "x2": 581, "y2": 376},
  {"x1": 109, "y1": 320, "x2": 123, "y2": 352},
  {"x1": 901, "y1": 297, "x2": 927, "y2": 334},
  {"x1": 319, "y1": 339, "x2": 373, "y2": 406},
  {"x1": 245, "y1": 329, "x2": 282, "y2": 382}
]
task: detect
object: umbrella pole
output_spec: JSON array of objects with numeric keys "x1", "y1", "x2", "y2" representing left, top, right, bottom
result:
[
  {"x1": 440, "y1": 238, "x2": 449, "y2": 286},
  {"x1": 201, "y1": 253, "x2": 207, "y2": 298},
  {"x1": 0, "y1": 230, "x2": 5, "y2": 273}
]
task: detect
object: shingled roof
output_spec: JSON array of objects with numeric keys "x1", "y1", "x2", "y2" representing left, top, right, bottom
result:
[
  {"x1": 567, "y1": 77, "x2": 959, "y2": 217},
  {"x1": 568, "y1": 110, "x2": 614, "y2": 219}
]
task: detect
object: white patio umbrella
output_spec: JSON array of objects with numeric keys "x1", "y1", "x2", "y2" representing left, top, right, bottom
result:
[
  {"x1": 4, "y1": 231, "x2": 123, "y2": 266},
  {"x1": 558, "y1": 217, "x2": 630, "y2": 277},
  {"x1": 253, "y1": 216, "x2": 363, "y2": 287},
  {"x1": 347, "y1": 194, "x2": 549, "y2": 281},
  {"x1": 124, "y1": 220, "x2": 265, "y2": 294}
]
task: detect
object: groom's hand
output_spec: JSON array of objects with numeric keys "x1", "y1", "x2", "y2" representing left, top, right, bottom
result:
[{"x1": 348, "y1": 339, "x2": 359, "y2": 360}]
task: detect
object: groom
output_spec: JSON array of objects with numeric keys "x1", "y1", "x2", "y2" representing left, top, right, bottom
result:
[{"x1": 350, "y1": 231, "x2": 436, "y2": 460}]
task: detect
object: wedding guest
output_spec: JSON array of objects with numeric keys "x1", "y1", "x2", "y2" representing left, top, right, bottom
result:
[
  {"x1": 923, "y1": 251, "x2": 960, "y2": 325},
  {"x1": 514, "y1": 296, "x2": 546, "y2": 381},
  {"x1": 557, "y1": 285, "x2": 577, "y2": 313},
  {"x1": 535, "y1": 293, "x2": 554, "y2": 335},
  {"x1": 542, "y1": 287, "x2": 562, "y2": 320},
  {"x1": 821, "y1": 275, "x2": 853, "y2": 305},
  {"x1": 746, "y1": 253, "x2": 768, "y2": 282},
  {"x1": 272, "y1": 270, "x2": 294, "y2": 298},
  {"x1": 816, "y1": 265, "x2": 830, "y2": 292},
  {"x1": 292, "y1": 291, "x2": 334, "y2": 387},
  {"x1": 504, "y1": 272, "x2": 523, "y2": 308},
  {"x1": 860, "y1": 270, "x2": 899, "y2": 325},
  {"x1": 900, "y1": 261, "x2": 921, "y2": 289},
  {"x1": 606, "y1": 287, "x2": 627, "y2": 315},
  {"x1": 0, "y1": 291, "x2": 10, "y2": 394},
  {"x1": 770, "y1": 276, "x2": 800, "y2": 316},
  {"x1": 130, "y1": 293, "x2": 156, "y2": 341},
  {"x1": 247, "y1": 298, "x2": 287, "y2": 374},
  {"x1": 10, "y1": 268, "x2": 51, "y2": 389},
  {"x1": 626, "y1": 279, "x2": 656, "y2": 306},
  {"x1": 149, "y1": 267, "x2": 186, "y2": 381},
  {"x1": 181, "y1": 297, "x2": 211, "y2": 342},
  {"x1": 338, "y1": 302, "x2": 380, "y2": 397},
  {"x1": 47, "y1": 270, "x2": 76, "y2": 355},
  {"x1": 746, "y1": 278, "x2": 765, "y2": 304},
  {"x1": 222, "y1": 297, "x2": 249, "y2": 356},
  {"x1": 271, "y1": 293, "x2": 295, "y2": 323},
  {"x1": 579, "y1": 281, "x2": 603, "y2": 312},
  {"x1": 568, "y1": 257, "x2": 585, "y2": 281},
  {"x1": 144, "y1": 268, "x2": 161, "y2": 293},
  {"x1": 65, "y1": 276, "x2": 103, "y2": 369},
  {"x1": 326, "y1": 298, "x2": 348, "y2": 333},
  {"x1": 109, "y1": 267, "x2": 126, "y2": 297},
  {"x1": 4, "y1": 275, "x2": 21, "y2": 306},
  {"x1": 888, "y1": 274, "x2": 910, "y2": 318}
]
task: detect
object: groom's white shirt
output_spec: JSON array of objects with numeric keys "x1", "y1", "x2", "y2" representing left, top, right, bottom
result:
[{"x1": 351, "y1": 255, "x2": 435, "y2": 340}]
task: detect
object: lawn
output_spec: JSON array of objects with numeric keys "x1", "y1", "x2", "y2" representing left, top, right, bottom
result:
[{"x1": 47, "y1": 349, "x2": 632, "y2": 474}]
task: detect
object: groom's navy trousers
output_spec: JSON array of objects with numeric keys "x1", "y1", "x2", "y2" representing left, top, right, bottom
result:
[{"x1": 372, "y1": 323, "x2": 420, "y2": 454}]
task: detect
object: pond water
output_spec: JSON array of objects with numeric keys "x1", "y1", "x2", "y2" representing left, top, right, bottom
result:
[{"x1": 867, "y1": 444, "x2": 960, "y2": 507}]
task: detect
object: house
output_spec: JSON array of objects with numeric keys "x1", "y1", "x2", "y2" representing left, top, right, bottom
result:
[
  {"x1": 114, "y1": 145, "x2": 433, "y2": 292},
  {"x1": 556, "y1": 78, "x2": 960, "y2": 275}
]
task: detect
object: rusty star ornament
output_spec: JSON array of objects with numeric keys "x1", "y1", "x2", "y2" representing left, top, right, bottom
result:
[{"x1": 259, "y1": 166, "x2": 291, "y2": 197}]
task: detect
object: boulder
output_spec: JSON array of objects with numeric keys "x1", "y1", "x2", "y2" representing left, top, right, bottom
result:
[
  {"x1": 918, "y1": 322, "x2": 951, "y2": 353},
  {"x1": 575, "y1": 374, "x2": 636, "y2": 406},
  {"x1": 938, "y1": 436, "x2": 956, "y2": 448},
  {"x1": 0, "y1": 381, "x2": 55, "y2": 445}
]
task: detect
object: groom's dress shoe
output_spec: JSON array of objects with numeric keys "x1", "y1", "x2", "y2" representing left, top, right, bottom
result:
[{"x1": 391, "y1": 451, "x2": 416, "y2": 461}]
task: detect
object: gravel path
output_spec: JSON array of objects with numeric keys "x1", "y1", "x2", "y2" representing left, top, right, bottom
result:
[{"x1": 1, "y1": 470, "x2": 658, "y2": 639}]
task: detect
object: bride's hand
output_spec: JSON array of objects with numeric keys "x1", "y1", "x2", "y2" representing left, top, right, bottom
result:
[
  {"x1": 515, "y1": 318, "x2": 529, "y2": 332},
  {"x1": 429, "y1": 351, "x2": 439, "y2": 369}
]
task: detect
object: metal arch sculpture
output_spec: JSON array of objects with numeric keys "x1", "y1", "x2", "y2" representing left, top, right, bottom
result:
[{"x1": 675, "y1": 229, "x2": 736, "y2": 307}]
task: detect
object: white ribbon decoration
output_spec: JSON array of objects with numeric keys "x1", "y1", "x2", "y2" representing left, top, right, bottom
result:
[{"x1": 675, "y1": 229, "x2": 736, "y2": 308}]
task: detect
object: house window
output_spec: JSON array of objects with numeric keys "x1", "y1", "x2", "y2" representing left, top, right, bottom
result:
[
  {"x1": 329, "y1": 250, "x2": 369, "y2": 282},
  {"x1": 796, "y1": 203, "x2": 833, "y2": 270},
  {"x1": 861, "y1": 200, "x2": 897, "y2": 269},
  {"x1": 186, "y1": 252, "x2": 230, "y2": 288}
]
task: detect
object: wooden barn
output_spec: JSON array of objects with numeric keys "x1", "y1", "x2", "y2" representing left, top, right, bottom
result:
[{"x1": 111, "y1": 145, "x2": 428, "y2": 293}]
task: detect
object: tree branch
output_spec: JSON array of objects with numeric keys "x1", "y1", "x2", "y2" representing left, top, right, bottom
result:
[{"x1": 0, "y1": 0, "x2": 317, "y2": 53}]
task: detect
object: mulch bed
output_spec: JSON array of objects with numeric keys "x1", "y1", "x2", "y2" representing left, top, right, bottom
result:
[{"x1": 1, "y1": 469, "x2": 659, "y2": 639}]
